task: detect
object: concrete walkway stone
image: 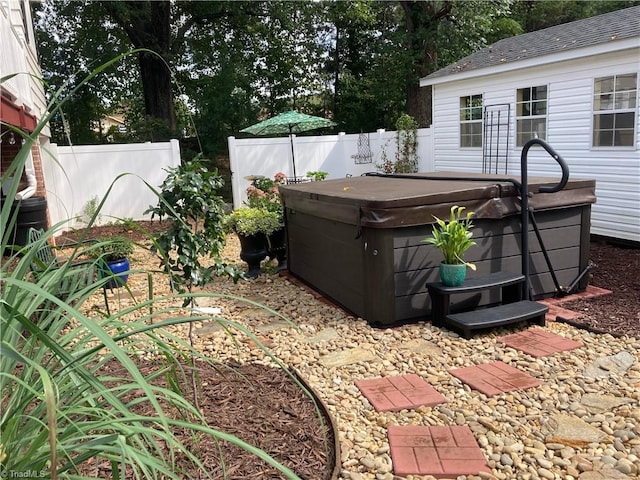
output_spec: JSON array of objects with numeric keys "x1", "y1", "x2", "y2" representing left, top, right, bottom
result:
[
  {"x1": 319, "y1": 347, "x2": 378, "y2": 368},
  {"x1": 355, "y1": 374, "x2": 446, "y2": 412},
  {"x1": 499, "y1": 328, "x2": 583, "y2": 357},
  {"x1": 387, "y1": 424, "x2": 490, "y2": 478},
  {"x1": 450, "y1": 360, "x2": 543, "y2": 396}
]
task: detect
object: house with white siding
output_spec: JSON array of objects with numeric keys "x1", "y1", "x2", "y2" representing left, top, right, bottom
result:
[
  {"x1": 420, "y1": 6, "x2": 640, "y2": 243},
  {"x1": 1, "y1": 0, "x2": 49, "y2": 205}
]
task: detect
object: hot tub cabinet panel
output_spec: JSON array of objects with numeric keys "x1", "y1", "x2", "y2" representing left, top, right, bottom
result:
[{"x1": 281, "y1": 173, "x2": 595, "y2": 326}]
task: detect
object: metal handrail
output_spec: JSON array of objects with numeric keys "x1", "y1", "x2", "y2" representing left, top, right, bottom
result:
[{"x1": 519, "y1": 138, "x2": 570, "y2": 298}]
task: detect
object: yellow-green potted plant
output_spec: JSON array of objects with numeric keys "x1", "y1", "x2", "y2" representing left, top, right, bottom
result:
[
  {"x1": 423, "y1": 205, "x2": 476, "y2": 286},
  {"x1": 224, "y1": 207, "x2": 281, "y2": 277},
  {"x1": 245, "y1": 173, "x2": 287, "y2": 269}
]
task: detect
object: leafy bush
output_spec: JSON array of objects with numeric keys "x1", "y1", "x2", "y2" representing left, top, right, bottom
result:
[
  {"x1": 224, "y1": 207, "x2": 281, "y2": 236},
  {"x1": 88, "y1": 236, "x2": 134, "y2": 262}
]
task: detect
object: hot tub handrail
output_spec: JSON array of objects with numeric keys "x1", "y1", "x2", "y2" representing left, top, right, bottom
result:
[
  {"x1": 521, "y1": 138, "x2": 569, "y2": 194},
  {"x1": 520, "y1": 138, "x2": 570, "y2": 299}
]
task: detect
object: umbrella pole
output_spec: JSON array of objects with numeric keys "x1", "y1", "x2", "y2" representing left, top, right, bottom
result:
[{"x1": 289, "y1": 132, "x2": 297, "y2": 179}]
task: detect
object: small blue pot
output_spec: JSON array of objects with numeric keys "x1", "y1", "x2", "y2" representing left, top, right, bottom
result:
[
  {"x1": 103, "y1": 258, "x2": 130, "y2": 289},
  {"x1": 439, "y1": 262, "x2": 467, "y2": 287}
]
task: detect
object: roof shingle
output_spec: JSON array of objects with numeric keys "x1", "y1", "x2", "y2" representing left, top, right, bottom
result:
[{"x1": 423, "y1": 6, "x2": 640, "y2": 82}]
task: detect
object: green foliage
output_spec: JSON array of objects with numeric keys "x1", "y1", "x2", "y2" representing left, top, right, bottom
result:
[
  {"x1": 119, "y1": 217, "x2": 138, "y2": 231},
  {"x1": 423, "y1": 205, "x2": 476, "y2": 270},
  {"x1": 306, "y1": 171, "x2": 328, "y2": 181},
  {"x1": 34, "y1": 0, "x2": 634, "y2": 148},
  {"x1": 80, "y1": 196, "x2": 102, "y2": 226},
  {"x1": 375, "y1": 114, "x2": 419, "y2": 174},
  {"x1": 0, "y1": 226, "x2": 300, "y2": 479},
  {"x1": 394, "y1": 114, "x2": 418, "y2": 173},
  {"x1": 146, "y1": 159, "x2": 241, "y2": 295},
  {"x1": 224, "y1": 207, "x2": 281, "y2": 237},
  {"x1": 88, "y1": 236, "x2": 134, "y2": 262}
]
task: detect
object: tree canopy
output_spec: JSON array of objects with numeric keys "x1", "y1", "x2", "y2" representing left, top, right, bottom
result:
[{"x1": 33, "y1": 0, "x2": 638, "y2": 153}]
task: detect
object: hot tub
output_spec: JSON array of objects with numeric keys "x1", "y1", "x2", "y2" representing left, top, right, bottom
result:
[{"x1": 279, "y1": 172, "x2": 596, "y2": 326}]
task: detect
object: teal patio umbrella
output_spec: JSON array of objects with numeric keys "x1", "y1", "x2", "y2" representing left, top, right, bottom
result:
[{"x1": 240, "y1": 110, "x2": 337, "y2": 178}]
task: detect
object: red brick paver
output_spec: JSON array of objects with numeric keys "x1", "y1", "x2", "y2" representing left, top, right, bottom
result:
[
  {"x1": 355, "y1": 374, "x2": 446, "y2": 412},
  {"x1": 499, "y1": 328, "x2": 583, "y2": 357},
  {"x1": 388, "y1": 424, "x2": 490, "y2": 478},
  {"x1": 449, "y1": 361, "x2": 542, "y2": 396}
]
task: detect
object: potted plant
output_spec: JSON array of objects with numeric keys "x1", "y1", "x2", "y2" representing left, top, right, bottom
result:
[
  {"x1": 90, "y1": 236, "x2": 134, "y2": 288},
  {"x1": 245, "y1": 173, "x2": 287, "y2": 269},
  {"x1": 306, "y1": 171, "x2": 328, "y2": 181},
  {"x1": 224, "y1": 207, "x2": 281, "y2": 277},
  {"x1": 423, "y1": 205, "x2": 476, "y2": 286}
]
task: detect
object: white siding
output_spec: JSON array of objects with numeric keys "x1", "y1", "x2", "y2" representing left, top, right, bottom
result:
[{"x1": 430, "y1": 47, "x2": 640, "y2": 242}]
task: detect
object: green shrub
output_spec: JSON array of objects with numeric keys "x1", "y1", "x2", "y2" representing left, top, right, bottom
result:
[{"x1": 224, "y1": 207, "x2": 281, "y2": 236}]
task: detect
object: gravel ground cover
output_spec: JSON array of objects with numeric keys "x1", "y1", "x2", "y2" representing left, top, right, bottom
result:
[{"x1": 67, "y1": 223, "x2": 639, "y2": 480}]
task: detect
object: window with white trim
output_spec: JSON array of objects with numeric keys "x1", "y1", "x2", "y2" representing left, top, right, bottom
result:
[
  {"x1": 516, "y1": 85, "x2": 547, "y2": 146},
  {"x1": 459, "y1": 94, "x2": 483, "y2": 147},
  {"x1": 593, "y1": 73, "x2": 637, "y2": 147}
]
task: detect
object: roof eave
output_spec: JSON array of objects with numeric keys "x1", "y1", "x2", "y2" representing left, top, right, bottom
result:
[{"x1": 420, "y1": 36, "x2": 639, "y2": 87}]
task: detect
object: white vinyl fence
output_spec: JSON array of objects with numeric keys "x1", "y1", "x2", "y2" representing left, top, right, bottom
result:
[
  {"x1": 42, "y1": 140, "x2": 181, "y2": 231},
  {"x1": 228, "y1": 128, "x2": 433, "y2": 209}
]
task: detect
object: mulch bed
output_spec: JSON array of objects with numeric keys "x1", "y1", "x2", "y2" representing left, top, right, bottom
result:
[
  {"x1": 80, "y1": 361, "x2": 336, "y2": 480},
  {"x1": 557, "y1": 238, "x2": 640, "y2": 338}
]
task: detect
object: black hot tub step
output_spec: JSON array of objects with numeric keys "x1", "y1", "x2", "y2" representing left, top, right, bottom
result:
[
  {"x1": 445, "y1": 300, "x2": 548, "y2": 339},
  {"x1": 427, "y1": 271, "x2": 525, "y2": 294}
]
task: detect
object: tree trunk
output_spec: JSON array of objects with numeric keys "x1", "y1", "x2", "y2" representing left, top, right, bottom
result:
[
  {"x1": 105, "y1": 1, "x2": 176, "y2": 136},
  {"x1": 138, "y1": 52, "x2": 176, "y2": 134},
  {"x1": 399, "y1": 0, "x2": 453, "y2": 127},
  {"x1": 406, "y1": 83, "x2": 432, "y2": 128}
]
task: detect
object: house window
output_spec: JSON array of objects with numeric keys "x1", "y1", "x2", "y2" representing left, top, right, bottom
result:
[
  {"x1": 460, "y1": 94, "x2": 483, "y2": 147},
  {"x1": 593, "y1": 73, "x2": 637, "y2": 147},
  {"x1": 516, "y1": 86, "x2": 547, "y2": 146}
]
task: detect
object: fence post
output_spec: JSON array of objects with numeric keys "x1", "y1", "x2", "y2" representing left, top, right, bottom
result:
[
  {"x1": 227, "y1": 136, "x2": 242, "y2": 210},
  {"x1": 169, "y1": 139, "x2": 181, "y2": 167}
]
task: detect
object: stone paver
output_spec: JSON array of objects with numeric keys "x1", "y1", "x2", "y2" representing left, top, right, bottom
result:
[
  {"x1": 580, "y1": 393, "x2": 635, "y2": 413},
  {"x1": 449, "y1": 360, "x2": 542, "y2": 396},
  {"x1": 499, "y1": 328, "x2": 583, "y2": 357},
  {"x1": 543, "y1": 413, "x2": 607, "y2": 447},
  {"x1": 387, "y1": 424, "x2": 490, "y2": 478},
  {"x1": 585, "y1": 351, "x2": 636, "y2": 379},
  {"x1": 319, "y1": 347, "x2": 378, "y2": 368},
  {"x1": 355, "y1": 374, "x2": 446, "y2": 412}
]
